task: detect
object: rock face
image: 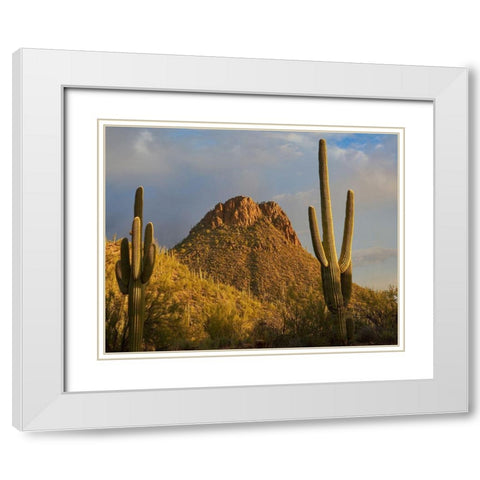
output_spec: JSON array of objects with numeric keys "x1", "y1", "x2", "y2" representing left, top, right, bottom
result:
[
  {"x1": 196, "y1": 196, "x2": 301, "y2": 247},
  {"x1": 258, "y1": 201, "x2": 300, "y2": 247}
]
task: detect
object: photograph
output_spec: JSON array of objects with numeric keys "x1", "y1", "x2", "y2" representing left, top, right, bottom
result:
[
  {"x1": 104, "y1": 124, "x2": 400, "y2": 353},
  {"x1": 7, "y1": 3, "x2": 472, "y2": 474}
]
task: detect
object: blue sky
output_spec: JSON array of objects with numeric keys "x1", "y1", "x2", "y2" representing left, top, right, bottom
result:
[{"x1": 105, "y1": 127, "x2": 398, "y2": 289}]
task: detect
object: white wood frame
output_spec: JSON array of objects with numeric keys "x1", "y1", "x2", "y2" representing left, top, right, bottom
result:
[{"x1": 12, "y1": 49, "x2": 468, "y2": 431}]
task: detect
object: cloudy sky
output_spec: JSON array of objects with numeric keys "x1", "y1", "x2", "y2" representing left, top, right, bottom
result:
[{"x1": 105, "y1": 127, "x2": 398, "y2": 289}]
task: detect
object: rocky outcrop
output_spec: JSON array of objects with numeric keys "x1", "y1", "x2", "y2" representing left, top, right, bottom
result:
[
  {"x1": 174, "y1": 196, "x2": 319, "y2": 301},
  {"x1": 195, "y1": 196, "x2": 301, "y2": 246},
  {"x1": 258, "y1": 201, "x2": 300, "y2": 246}
]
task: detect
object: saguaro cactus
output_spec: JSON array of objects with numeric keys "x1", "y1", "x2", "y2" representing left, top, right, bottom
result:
[
  {"x1": 115, "y1": 186, "x2": 156, "y2": 352},
  {"x1": 308, "y1": 139, "x2": 355, "y2": 345}
]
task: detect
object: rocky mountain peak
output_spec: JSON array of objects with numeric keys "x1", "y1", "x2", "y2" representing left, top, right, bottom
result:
[{"x1": 196, "y1": 196, "x2": 301, "y2": 246}]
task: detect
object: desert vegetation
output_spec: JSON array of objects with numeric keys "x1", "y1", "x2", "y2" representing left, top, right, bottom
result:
[
  {"x1": 105, "y1": 240, "x2": 397, "y2": 352},
  {"x1": 106, "y1": 140, "x2": 397, "y2": 352}
]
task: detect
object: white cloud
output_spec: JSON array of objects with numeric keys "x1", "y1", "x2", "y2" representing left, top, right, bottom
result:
[
  {"x1": 133, "y1": 130, "x2": 154, "y2": 155},
  {"x1": 273, "y1": 189, "x2": 316, "y2": 204},
  {"x1": 329, "y1": 145, "x2": 370, "y2": 168},
  {"x1": 326, "y1": 144, "x2": 397, "y2": 207},
  {"x1": 264, "y1": 131, "x2": 316, "y2": 148},
  {"x1": 278, "y1": 143, "x2": 303, "y2": 157}
]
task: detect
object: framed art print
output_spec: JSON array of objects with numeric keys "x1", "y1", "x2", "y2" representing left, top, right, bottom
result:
[{"x1": 13, "y1": 49, "x2": 468, "y2": 430}]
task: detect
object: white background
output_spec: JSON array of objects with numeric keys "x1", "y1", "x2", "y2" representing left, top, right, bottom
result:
[
  {"x1": 66, "y1": 94, "x2": 433, "y2": 392},
  {"x1": 1, "y1": 1, "x2": 477, "y2": 479}
]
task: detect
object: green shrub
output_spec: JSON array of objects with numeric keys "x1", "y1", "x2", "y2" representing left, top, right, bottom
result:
[{"x1": 202, "y1": 301, "x2": 252, "y2": 349}]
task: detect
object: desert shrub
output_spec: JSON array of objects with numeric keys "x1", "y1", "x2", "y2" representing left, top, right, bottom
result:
[
  {"x1": 143, "y1": 281, "x2": 191, "y2": 351},
  {"x1": 355, "y1": 324, "x2": 377, "y2": 344},
  {"x1": 105, "y1": 241, "x2": 399, "y2": 352},
  {"x1": 201, "y1": 301, "x2": 252, "y2": 349},
  {"x1": 351, "y1": 286, "x2": 398, "y2": 345},
  {"x1": 104, "y1": 241, "x2": 129, "y2": 352},
  {"x1": 272, "y1": 286, "x2": 332, "y2": 348},
  {"x1": 105, "y1": 288, "x2": 129, "y2": 352}
]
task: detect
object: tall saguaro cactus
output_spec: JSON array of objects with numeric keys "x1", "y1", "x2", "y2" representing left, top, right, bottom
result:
[
  {"x1": 115, "y1": 186, "x2": 156, "y2": 352},
  {"x1": 308, "y1": 139, "x2": 355, "y2": 345}
]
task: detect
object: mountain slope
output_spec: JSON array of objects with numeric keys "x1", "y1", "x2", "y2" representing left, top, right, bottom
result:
[
  {"x1": 173, "y1": 196, "x2": 322, "y2": 302},
  {"x1": 105, "y1": 240, "x2": 281, "y2": 352}
]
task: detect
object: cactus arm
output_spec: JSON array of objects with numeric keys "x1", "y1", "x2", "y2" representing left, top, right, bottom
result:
[
  {"x1": 144, "y1": 222, "x2": 154, "y2": 259},
  {"x1": 115, "y1": 237, "x2": 131, "y2": 295},
  {"x1": 131, "y1": 216, "x2": 142, "y2": 280},
  {"x1": 134, "y1": 186, "x2": 143, "y2": 228},
  {"x1": 308, "y1": 206, "x2": 329, "y2": 267},
  {"x1": 338, "y1": 189, "x2": 355, "y2": 273},
  {"x1": 115, "y1": 261, "x2": 129, "y2": 294},
  {"x1": 340, "y1": 261, "x2": 352, "y2": 307},
  {"x1": 141, "y1": 243, "x2": 156, "y2": 284},
  {"x1": 318, "y1": 139, "x2": 338, "y2": 260},
  {"x1": 119, "y1": 237, "x2": 131, "y2": 282},
  {"x1": 142, "y1": 222, "x2": 155, "y2": 283}
]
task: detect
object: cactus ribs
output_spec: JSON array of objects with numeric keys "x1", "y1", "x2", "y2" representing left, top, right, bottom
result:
[
  {"x1": 308, "y1": 139, "x2": 355, "y2": 345},
  {"x1": 115, "y1": 186, "x2": 157, "y2": 352}
]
